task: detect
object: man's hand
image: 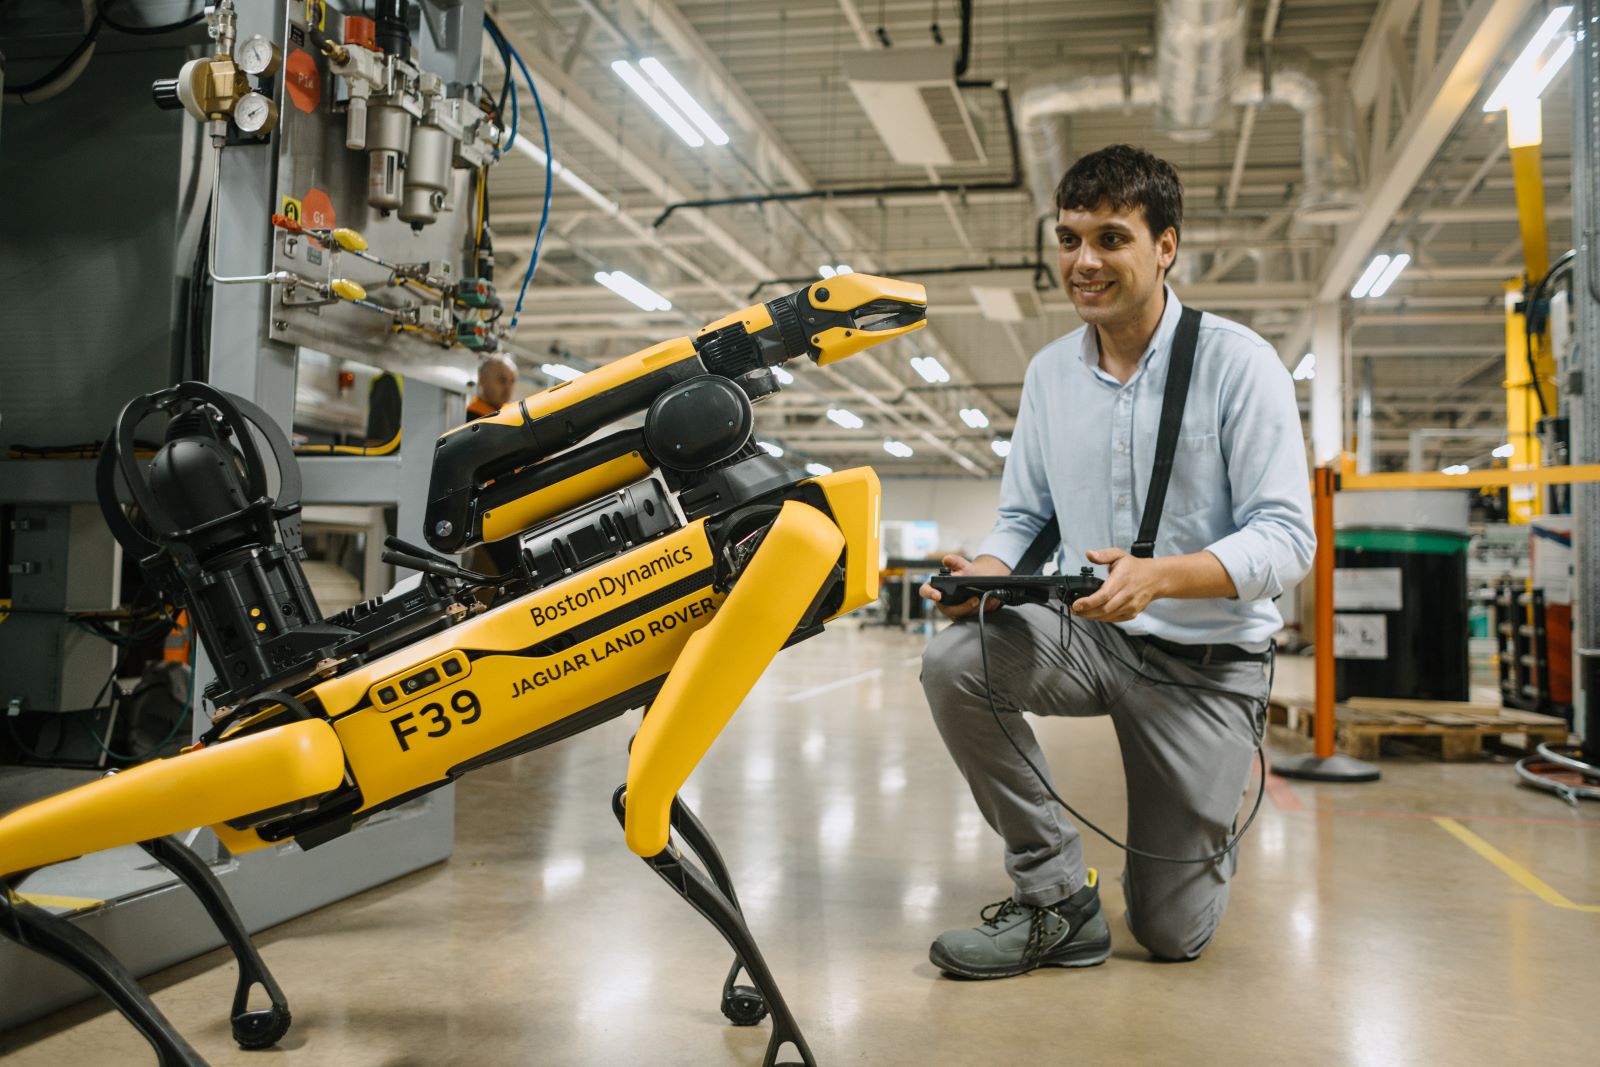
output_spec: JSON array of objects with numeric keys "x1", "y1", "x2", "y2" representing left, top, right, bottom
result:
[
  {"x1": 920, "y1": 553, "x2": 1011, "y2": 621},
  {"x1": 1070, "y1": 548, "x2": 1169, "y2": 623}
]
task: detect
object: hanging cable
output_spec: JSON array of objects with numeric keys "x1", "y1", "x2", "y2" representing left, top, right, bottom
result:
[{"x1": 483, "y1": 15, "x2": 550, "y2": 337}]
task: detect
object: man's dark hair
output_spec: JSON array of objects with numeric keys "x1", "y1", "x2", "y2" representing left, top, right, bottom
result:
[{"x1": 1055, "y1": 144, "x2": 1184, "y2": 248}]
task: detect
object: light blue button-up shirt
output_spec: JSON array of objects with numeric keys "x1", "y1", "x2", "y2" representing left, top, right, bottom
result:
[{"x1": 976, "y1": 287, "x2": 1315, "y2": 646}]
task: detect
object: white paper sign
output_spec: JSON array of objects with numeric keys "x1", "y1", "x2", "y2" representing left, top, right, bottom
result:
[
  {"x1": 1333, "y1": 568, "x2": 1403, "y2": 611},
  {"x1": 1334, "y1": 613, "x2": 1388, "y2": 660}
]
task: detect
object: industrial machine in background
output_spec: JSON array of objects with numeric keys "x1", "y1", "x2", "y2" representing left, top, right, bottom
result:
[{"x1": 152, "y1": 0, "x2": 511, "y2": 364}]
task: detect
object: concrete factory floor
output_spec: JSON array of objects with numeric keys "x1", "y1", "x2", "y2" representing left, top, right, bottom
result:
[{"x1": 4, "y1": 623, "x2": 1597, "y2": 1066}]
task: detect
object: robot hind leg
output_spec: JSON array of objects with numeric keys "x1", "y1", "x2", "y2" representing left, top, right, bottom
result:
[{"x1": 0, "y1": 885, "x2": 208, "y2": 1066}]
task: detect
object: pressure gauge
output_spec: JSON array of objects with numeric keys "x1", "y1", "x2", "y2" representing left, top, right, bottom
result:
[
  {"x1": 233, "y1": 92, "x2": 279, "y2": 136},
  {"x1": 235, "y1": 35, "x2": 282, "y2": 77}
]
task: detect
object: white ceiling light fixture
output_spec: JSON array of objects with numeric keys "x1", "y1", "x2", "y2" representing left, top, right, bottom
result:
[
  {"x1": 1349, "y1": 254, "x2": 1392, "y2": 299},
  {"x1": 1292, "y1": 353, "x2": 1317, "y2": 381},
  {"x1": 541, "y1": 362, "x2": 582, "y2": 382},
  {"x1": 804, "y1": 461, "x2": 833, "y2": 476},
  {"x1": 818, "y1": 264, "x2": 853, "y2": 278},
  {"x1": 970, "y1": 286, "x2": 1028, "y2": 323},
  {"x1": 772, "y1": 366, "x2": 795, "y2": 385},
  {"x1": 638, "y1": 57, "x2": 730, "y2": 146},
  {"x1": 834, "y1": 264, "x2": 853, "y2": 275},
  {"x1": 1484, "y1": 7, "x2": 1575, "y2": 113},
  {"x1": 960, "y1": 408, "x2": 989, "y2": 429},
  {"x1": 1442, "y1": 464, "x2": 1471, "y2": 476},
  {"x1": 827, "y1": 408, "x2": 864, "y2": 429},
  {"x1": 1366, "y1": 253, "x2": 1412, "y2": 298},
  {"x1": 910, "y1": 355, "x2": 949, "y2": 383},
  {"x1": 611, "y1": 59, "x2": 705, "y2": 147},
  {"x1": 595, "y1": 270, "x2": 672, "y2": 312},
  {"x1": 511, "y1": 136, "x2": 621, "y2": 217},
  {"x1": 1493, "y1": 443, "x2": 1516, "y2": 459},
  {"x1": 883, "y1": 440, "x2": 914, "y2": 458},
  {"x1": 758, "y1": 440, "x2": 784, "y2": 457},
  {"x1": 991, "y1": 439, "x2": 1012, "y2": 458}
]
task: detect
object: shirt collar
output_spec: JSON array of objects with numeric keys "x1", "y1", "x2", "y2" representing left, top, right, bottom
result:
[{"x1": 1078, "y1": 284, "x2": 1185, "y2": 382}]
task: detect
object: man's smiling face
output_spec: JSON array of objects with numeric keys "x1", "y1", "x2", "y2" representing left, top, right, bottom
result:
[{"x1": 1056, "y1": 202, "x2": 1177, "y2": 330}]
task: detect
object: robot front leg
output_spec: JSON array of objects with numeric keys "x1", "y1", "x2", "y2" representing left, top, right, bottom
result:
[
  {"x1": 138, "y1": 836, "x2": 292, "y2": 1050},
  {"x1": 0, "y1": 885, "x2": 208, "y2": 1067},
  {"x1": 611, "y1": 787, "x2": 816, "y2": 1067}
]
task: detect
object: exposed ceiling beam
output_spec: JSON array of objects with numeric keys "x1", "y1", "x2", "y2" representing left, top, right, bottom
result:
[{"x1": 1316, "y1": 0, "x2": 1538, "y2": 303}]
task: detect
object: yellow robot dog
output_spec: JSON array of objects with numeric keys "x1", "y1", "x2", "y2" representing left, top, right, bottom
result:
[{"x1": 0, "y1": 274, "x2": 926, "y2": 1067}]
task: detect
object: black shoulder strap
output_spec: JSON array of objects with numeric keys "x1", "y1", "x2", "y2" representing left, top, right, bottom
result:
[
  {"x1": 1007, "y1": 306, "x2": 1203, "y2": 573},
  {"x1": 1014, "y1": 516, "x2": 1059, "y2": 576},
  {"x1": 1132, "y1": 306, "x2": 1203, "y2": 558}
]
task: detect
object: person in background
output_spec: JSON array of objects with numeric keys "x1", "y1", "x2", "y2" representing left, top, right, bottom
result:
[{"x1": 467, "y1": 354, "x2": 518, "y2": 421}]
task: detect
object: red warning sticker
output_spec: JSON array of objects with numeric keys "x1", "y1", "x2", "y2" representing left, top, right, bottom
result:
[
  {"x1": 302, "y1": 188, "x2": 336, "y2": 230},
  {"x1": 285, "y1": 48, "x2": 321, "y2": 113}
]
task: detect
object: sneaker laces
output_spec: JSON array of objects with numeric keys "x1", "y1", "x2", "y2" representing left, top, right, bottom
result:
[
  {"x1": 977, "y1": 899, "x2": 1066, "y2": 967},
  {"x1": 978, "y1": 898, "x2": 1022, "y2": 928}
]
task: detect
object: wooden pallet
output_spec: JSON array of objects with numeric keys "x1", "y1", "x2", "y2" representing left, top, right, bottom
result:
[{"x1": 1271, "y1": 695, "x2": 1570, "y2": 761}]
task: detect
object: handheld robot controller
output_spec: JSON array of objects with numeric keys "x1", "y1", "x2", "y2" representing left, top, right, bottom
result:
[{"x1": 927, "y1": 567, "x2": 1103, "y2": 609}]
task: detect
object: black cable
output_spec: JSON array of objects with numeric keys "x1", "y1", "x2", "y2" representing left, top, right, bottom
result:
[
  {"x1": 96, "y1": 0, "x2": 204, "y2": 35},
  {"x1": 974, "y1": 601, "x2": 1269, "y2": 865},
  {"x1": 4, "y1": 1, "x2": 203, "y2": 100},
  {"x1": 3, "y1": 9, "x2": 107, "y2": 96}
]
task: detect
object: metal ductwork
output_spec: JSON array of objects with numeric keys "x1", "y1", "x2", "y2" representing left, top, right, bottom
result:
[
  {"x1": 1019, "y1": 51, "x2": 1360, "y2": 226},
  {"x1": 1156, "y1": 0, "x2": 1249, "y2": 141}
]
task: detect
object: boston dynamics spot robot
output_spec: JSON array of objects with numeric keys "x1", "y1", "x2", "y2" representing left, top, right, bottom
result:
[{"x1": 0, "y1": 274, "x2": 927, "y2": 1067}]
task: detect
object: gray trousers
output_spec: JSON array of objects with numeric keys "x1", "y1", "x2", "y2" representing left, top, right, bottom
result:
[{"x1": 920, "y1": 605, "x2": 1269, "y2": 961}]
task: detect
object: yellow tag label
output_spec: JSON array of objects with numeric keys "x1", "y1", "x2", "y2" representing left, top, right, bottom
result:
[
  {"x1": 280, "y1": 196, "x2": 303, "y2": 225},
  {"x1": 305, "y1": 0, "x2": 326, "y2": 32}
]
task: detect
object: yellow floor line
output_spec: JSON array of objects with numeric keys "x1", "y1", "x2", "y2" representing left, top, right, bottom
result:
[
  {"x1": 16, "y1": 892, "x2": 104, "y2": 912},
  {"x1": 1434, "y1": 817, "x2": 1600, "y2": 913}
]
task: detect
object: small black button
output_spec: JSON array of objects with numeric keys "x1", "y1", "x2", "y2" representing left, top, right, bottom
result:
[
  {"x1": 442, "y1": 659, "x2": 462, "y2": 677},
  {"x1": 379, "y1": 686, "x2": 398, "y2": 703}
]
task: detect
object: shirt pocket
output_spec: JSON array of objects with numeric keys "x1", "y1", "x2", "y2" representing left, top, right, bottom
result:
[{"x1": 1163, "y1": 432, "x2": 1226, "y2": 518}]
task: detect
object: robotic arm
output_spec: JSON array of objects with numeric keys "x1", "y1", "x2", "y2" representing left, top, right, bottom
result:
[
  {"x1": 423, "y1": 272, "x2": 925, "y2": 553},
  {"x1": 0, "y1": 274, "x2": 925, "y2": 1067}
]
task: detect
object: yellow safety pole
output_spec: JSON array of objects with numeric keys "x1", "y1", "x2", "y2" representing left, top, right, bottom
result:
[{"x1": 1503, "y1": 96, "x2": 1558, "y2": 523}]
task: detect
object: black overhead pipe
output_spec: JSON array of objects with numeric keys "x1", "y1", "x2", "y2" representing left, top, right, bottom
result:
[
  {"x1": 745, "y1": 259, "x2": 1049, "y2": 301},
  {"x1": 654, "y1": 83, "x2": 1021, "y2": 228},
  {"x1": 653, "y1": 4, "x2": 1020, "y2": 232}
]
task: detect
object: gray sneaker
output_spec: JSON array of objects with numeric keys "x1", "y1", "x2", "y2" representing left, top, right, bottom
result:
[{"x1": 930, "y1": 868, "x2": 1112, "y2": 979}]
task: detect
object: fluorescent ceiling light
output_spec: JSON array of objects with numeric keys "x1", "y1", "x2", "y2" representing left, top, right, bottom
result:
[
  {"x1": 883, "y1": 440, "x2": 914, "y2": 458},
  {"x1": 827, "y1": 408, "x2": 864, "y2": 429},
  {"x1": 1483, "y1": 6, "x2": 1574, "y2": 112},
  {"x1": 1366, "y1": 253, "x2": 1411, "y2": 298},
  {"x1": 611, "y1": 59, "x2": 705, "y2": 147},
  {"x1": 1493, "y1": 443, "x2": 1515, "y2": 459},
  {"x1": 1349, "y1": 255, "x2": 1391, "y2": 299},
  {"x1": 960, "y1": 407, "x2": 989, "y2": 429},
  {"x1": 595, "y1": 270, "x2": 671, "y2": 312},
  {"x1": 1441, "y1": 464, "x2": 1470, "y2": 476},
  {"x1": 1292, "y1": 353, "x2": 1316, "y2": 381},
  {"x1": 910, "y1": 355, "x2": 949, "y2": 383},
  {"x1": 970, "y1": 286, "x2": 1026, "y2": 323},
  {"x1": 804, "y1": 461, "x2": 833, "y2": 476},
  {"x1": 542, "y1": 362, "x2": 582, "y2": 381},
  {"x1": 759, "y1": 440, "x2": 784, "y2": 457},
  {"x1": 772, "y1": 366, "x2": 795, "y2": 385},
  {"x1": 835, "y1": 264, "x2": 853, "y2": 275},
  {"x1": 512, "y1": 135, "x2": 620, "y2": 216},
  {"x1": 818, "y1": 265, "x2": 837, "y2": 278},
  {"x1": 991, "y1": 439, "x2": 1012, "y2": 457},
  {"x1": 639, "y1": 57, "x2": 729, "y2": 145}
]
